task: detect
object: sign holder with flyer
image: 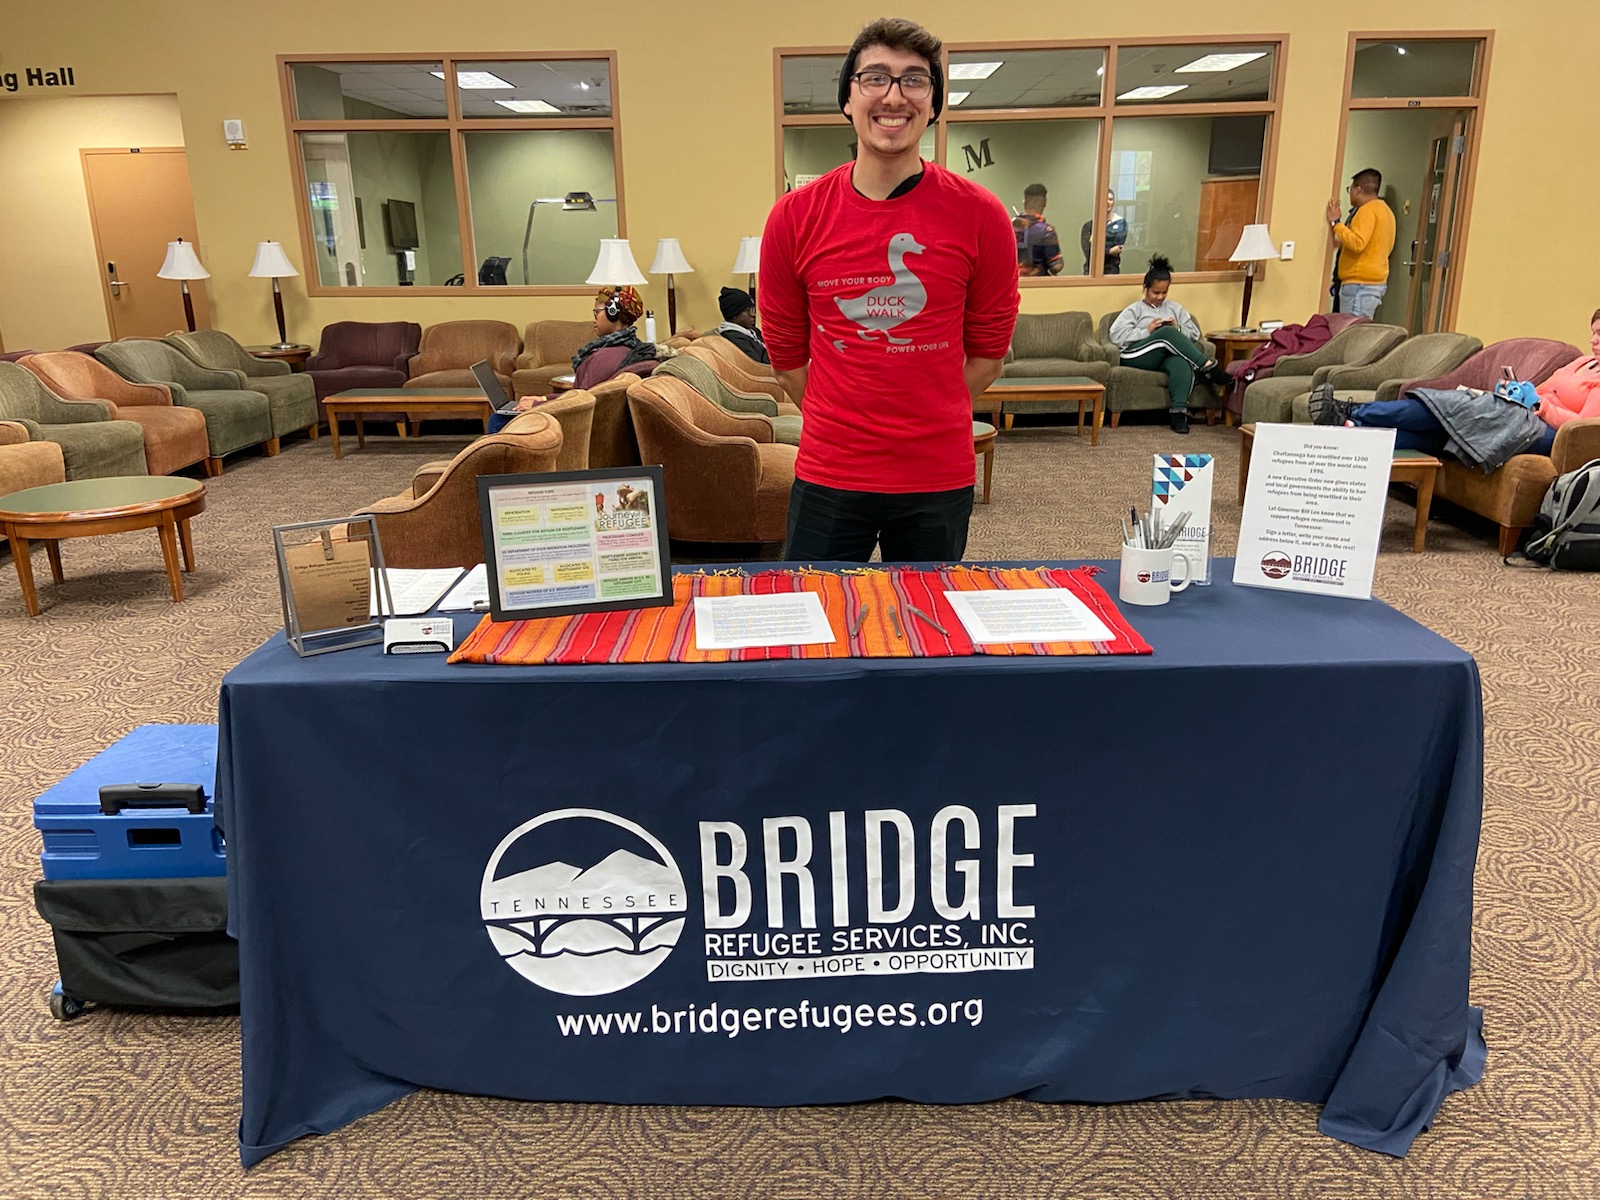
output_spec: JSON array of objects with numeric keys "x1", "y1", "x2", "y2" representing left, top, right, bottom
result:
[
  {"x1": 1233, "y1": 423, "x2": 1394, "y2": 599},
  {"x1": 476, "y1": 466, "x2": 672, "y2": 623}
]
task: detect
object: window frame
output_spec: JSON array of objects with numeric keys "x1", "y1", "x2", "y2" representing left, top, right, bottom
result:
[
  {"x1": 278, "y1": 51, "x2": 626, "y2": 297},
  {"x1": 773, "y1": 36, "x2": 1288, "y2": 286}
]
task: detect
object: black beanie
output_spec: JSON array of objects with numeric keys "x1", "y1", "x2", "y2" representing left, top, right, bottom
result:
[
  {"x1": 837, "y1": 45, "x2": 944, "y2": 120},
  {"x1": 719, "y1": 287, "x2": 755, "y2": 321}
]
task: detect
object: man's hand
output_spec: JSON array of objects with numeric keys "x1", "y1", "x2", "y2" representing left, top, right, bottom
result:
[
  {"x1": 774, "y1": 365, "x2": 808, "y2": 408},
  {"x1": 964, "y1": 356, "x2": 1005, "y2": 402},
  {"x1": 1325, "y1": 199, "x2": 1341, "y2": 225},
  {"x1": 1109, "y1": 245, "x2": 1123, "y2": 258}
]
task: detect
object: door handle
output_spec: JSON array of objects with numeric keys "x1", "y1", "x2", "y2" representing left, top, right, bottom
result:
[{"x1": 106, "y1": 262, "x2": 128, "y2": 296}]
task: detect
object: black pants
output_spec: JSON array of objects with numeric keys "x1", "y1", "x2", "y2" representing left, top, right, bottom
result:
[{"x1": 783, "y1": 478, "x2": 974, "y2": 563}]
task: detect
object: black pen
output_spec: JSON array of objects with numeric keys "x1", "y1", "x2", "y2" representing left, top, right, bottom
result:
[
  {"x1": 906, "y1": 604, "x2": 948, "y2": 635},
  {"x1": 888, "y1": 605, "x2": 904, "y2": 640}
]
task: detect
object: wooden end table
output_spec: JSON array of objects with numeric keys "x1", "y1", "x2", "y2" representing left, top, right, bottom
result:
[
  {"x1": 973, "y1": 421, "x2": 996, "y2": 504},
  {"x1": 1208, "y1": 332, "x2": 1272, "y2": 427},
  {"x1": 1238, "y1": 424, "x2": 1441, "y2": 553},
  {"x1": 248, "y1": 345, "x2": 312, "y2": 371},
  {"x1": 0, "y1": 476, "x2": 206, "y2": 616},
  {"x1": 324, "y1": 388, "x2": 495, "y2": 458},
  {"x1": 976, "y1": 375, "x2": 1105, "y2": 446}
]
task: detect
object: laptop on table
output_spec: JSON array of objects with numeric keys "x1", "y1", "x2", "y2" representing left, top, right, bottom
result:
[{"x1": 470, "y1": 360, "x2": 519, "y2": 415}]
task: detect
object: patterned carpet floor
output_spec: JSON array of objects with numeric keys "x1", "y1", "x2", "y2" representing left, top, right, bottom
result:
[{"x1": 1, "y1": 418, "x2": 1596, "y2": 1198}]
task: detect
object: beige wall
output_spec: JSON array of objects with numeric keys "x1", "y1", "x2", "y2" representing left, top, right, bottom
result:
[
  {"x1": 0, "y1": 94, "x2": 185, "y2": 351},
  {"x1": 1, "y1": 3, "x2": 1596, "y2": 350}
]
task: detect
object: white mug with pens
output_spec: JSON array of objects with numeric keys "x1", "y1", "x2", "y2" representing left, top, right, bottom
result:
[{"x1": 1119, "y1": 505, "x2": 1193, "y2": 607}]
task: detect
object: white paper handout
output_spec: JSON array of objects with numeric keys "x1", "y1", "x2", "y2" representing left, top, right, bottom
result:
[
  {"x1": 437, "y1": 564, "x2": 490, "y2": 611},
  {"x1": 1233, "y1": 422, "x2": 1397, "y2": 599},
  {"x1": 693, "y1": 592, "x2": 835, "y2": 650},
  {"x1": 944, "y1": 588, "x2": 1114, "y2": 644},
  {"x1": 368, "y1": 567, "x2": 465, "y2": 617}
]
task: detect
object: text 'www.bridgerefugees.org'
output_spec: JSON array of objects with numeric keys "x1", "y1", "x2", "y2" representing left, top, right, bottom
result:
[{"x1": 556, "y1": 997, "x2": 985, "y2": 1039}]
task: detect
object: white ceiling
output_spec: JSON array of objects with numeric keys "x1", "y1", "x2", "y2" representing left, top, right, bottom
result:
[
  {"x1": 782, "y1": 44, "x2": 1275, "y2": 113},
  {"x1": 296, "y1": 61, "x2": 613, "y2": 119}
]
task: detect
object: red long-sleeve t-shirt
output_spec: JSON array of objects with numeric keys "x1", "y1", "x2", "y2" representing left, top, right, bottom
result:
[{"x1": 759, "y1": 162, "x2": 1020, "y2": 493}]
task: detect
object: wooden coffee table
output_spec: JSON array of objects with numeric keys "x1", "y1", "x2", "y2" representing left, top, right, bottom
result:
[
  {"x1": 0, "y1": 476, "x2": 206, "y2": 616},
  {"x1": 976, "y1": 375, "x2": 1105, "y2": 445},
  {"x1": 1238, "y1": 424, "x2": 1442, "y2": 552},
  {"x1": 324, "y1": 388, "x2": 495, "y2": 458}
]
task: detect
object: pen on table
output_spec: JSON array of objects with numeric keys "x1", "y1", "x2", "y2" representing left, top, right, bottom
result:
[
  {"x1": 1161, "y1": 513, "x2": 1190, "y2": 549},
  {"x1": 849, "y1": 603, "x2": 870, "y2": 639},
  {"x1": 888, "y1": 604, "x2": 904, "y2": 640},
  {"x1": 906, "y1": 604, "x2": 948, "y2": 635},
  {"x1": 1130, "y1": 507, "x2": 1141, "y2": 544},
  {"x1": 1120, "y1": 516, "x2": 1132, "y2": 546}
]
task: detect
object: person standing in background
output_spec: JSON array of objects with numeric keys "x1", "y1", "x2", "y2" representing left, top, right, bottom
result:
[
  {"x1": 1081, "y1": 189, "x2": 1128, "y2": 275},
  {"x1": 1326, "y1": 168, "x2": 1396, "y2": 319},
  {"x1": 1014, "y1": 183, "x2": 1063, "y2": 277}
]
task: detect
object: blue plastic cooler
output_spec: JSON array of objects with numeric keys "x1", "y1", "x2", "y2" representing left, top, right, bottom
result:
[{"x1": 34, "y1": 724, "x2": 223, "y2": 880}]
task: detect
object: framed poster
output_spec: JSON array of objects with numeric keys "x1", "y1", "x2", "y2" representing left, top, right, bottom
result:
[{"x1": 476, "y1": 466, "x2": 672, "y2": 623}]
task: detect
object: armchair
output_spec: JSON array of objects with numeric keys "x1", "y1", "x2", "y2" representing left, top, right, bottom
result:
[
  {"x1": 1093, "y1": 313, "x2": 1217, "y2": 425},
  {"x1": 95, "y1": 339, "x2": 274, "y2": 469},
  {"x1": 587, "y1": 374, "x2": 645, "y2": 469},
  {"x1": 0, "y1": 362, "x2": 146, "y2": 479},
  {"x1": 654, "y1": 355, "x2": 801, "y2": 445},
  {"x1": 995, "y1": 311, "x2": 1111, "y2": 422},
  {"x1": 164, "y1": 331, "x2": 318, "y2": 442},
  {"x1": 1239, "y1": 323, "x2": 1409, "y2": 425},
  {"x1": 409, "y1": 390, "x2": 595, "y2": 497},
  {"x1": 1404, "y1": 338, "x2": 1586, "y2": 553},
  {"x1": 407, "y1": 320, "x2": 519, "y2": 391},
  {"x1": 512, "y1": 319, "x2": 593, "y2": 399},
  {"x1": 304, "y1": 321, "x2": 422, "y2": 414},
  {"x1": 681, "y1": 339, "x2": 796, "y2": 409},
  {"x1": 1288, "y1": 332, "x2": 1484, "y2": 420},
  {"x1": 352, "y1": 411, "x2": 563, "y2": 568},
  {"x1": 0, "y1": 420, "x2": 67, "y2": 495},
  {"x1": 626, "y1": 376, "x2": 795, "y2": 544},
  {"x1": 21, "y1": 352, "x2": 208, "y2": 477}
]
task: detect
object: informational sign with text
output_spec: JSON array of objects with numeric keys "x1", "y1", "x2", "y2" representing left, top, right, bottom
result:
[{"x1": 1234, "y1": 423, "x2": 1395, "y2": 599}]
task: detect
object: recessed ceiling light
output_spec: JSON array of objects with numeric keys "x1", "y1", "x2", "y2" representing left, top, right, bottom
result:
[
  {"x1": 431, "y1": 70, "x2": 515, "y2": 89},
  {"x1": 1396, "y1": 46, "x2": 1408, "y2": 55},
  {"x1": 1117, "y1": 85, "x2": 1189, "y2": 100},
  {"x1": 495, "y1": 99, "x2": 561, "y2": 113},
  {"x1": 1096, "y1": 66, "x2": 1105, "y2": 77},
  {"x1": 949, "y1": 61, "x2": 1003, "y2": 80},
  {"x1": 947, "y1": 91, "x2": 971, "y2": 106},
  {"x1": 1175, "y1": 51, "x2": 1268, "y2": 73}
]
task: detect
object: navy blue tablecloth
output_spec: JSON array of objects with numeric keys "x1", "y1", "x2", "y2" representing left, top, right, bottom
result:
[{"x1": 218, "y1": 563, "x2": 1485, "y2": 1165}]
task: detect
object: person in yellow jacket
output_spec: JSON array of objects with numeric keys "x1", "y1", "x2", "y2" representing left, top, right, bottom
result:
[{"x1": 1325, "y1": 168, "x2": 1396, "y2": 319}]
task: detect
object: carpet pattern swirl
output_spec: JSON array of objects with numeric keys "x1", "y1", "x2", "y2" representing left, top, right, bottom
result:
[{"x1": 1, "y1": 422, "x2": 1596, "y2": 1198}]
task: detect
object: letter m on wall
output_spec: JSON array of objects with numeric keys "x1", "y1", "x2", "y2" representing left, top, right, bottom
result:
[{"x1": 961, "y1": 139, "x2": 994, "y2": 173}]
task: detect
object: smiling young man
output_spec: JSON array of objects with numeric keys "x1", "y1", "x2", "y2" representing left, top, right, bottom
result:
[{"x1": 760, "y1": 17, "x2": 1019, "y2": 563}]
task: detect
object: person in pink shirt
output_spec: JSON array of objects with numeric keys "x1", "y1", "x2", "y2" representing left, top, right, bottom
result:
[
  {"x1": 1536, "y1": 308, "x2": 1600, "y2": 430},
  {"x1": 760, "y1": 17, "x2": 1019, "y2": 562}
]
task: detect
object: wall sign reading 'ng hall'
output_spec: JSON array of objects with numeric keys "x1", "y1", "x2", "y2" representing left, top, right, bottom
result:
[{"x1": 2, "y1": 65, "x2": 77, "y2": 93}]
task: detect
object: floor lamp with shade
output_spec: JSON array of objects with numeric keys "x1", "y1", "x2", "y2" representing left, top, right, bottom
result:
[
  {"x1": 731, "y1": 236, "x2": 760, "y2": 301},
  {"x1": 521, "y1": 191, "x2": 617, "y2": 285},
  {"x1": 649, "y1": 238, "x2": 694, "y2": 336},
  {"x1": 1227, "y1": 224, "x2": 1280, "y2": 332},
  {"x1": 157, "y1": 238, "x2": 210, "y2": 332},
  {"x1": 249, "y1": 241, "x2": 302, "y2": 349}
]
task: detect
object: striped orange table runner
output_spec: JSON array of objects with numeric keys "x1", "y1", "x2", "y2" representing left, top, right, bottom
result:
[{"x1": 449, "y1": 566, "x2": 1150, "y2": 666}]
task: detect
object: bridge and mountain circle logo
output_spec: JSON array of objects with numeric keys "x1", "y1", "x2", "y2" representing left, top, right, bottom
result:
[{"x1": 480, "y1": 808, "x2": 687, "y2": 996}]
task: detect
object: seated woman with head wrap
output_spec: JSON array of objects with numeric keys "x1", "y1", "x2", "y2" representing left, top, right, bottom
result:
[{"x1": 572, "y1": 285, "x2": 675, "y2": 389}]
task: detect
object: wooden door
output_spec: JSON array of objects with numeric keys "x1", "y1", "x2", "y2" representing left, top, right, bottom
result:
[
  {"x1": 1194, "y1": 178, "x2": 1260, "y2": 271},
  {"x1": 1402, "y1": 115, "x2": 1469, "y2": 334},
  {"x1": 82, "y1": 147, "x2": 210, "y2": 339}
]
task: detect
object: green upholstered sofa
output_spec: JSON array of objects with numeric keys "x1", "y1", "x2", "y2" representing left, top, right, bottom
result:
[
  {"x1": 1093, "y1": 312, "x2": 1218, "y2": 424},
  {"x1": 1285, "y1": 332, "x2": 1483, "y2": 421},
  {"x1": 0, "y1": 362, "x2": 146, "y2": 480},
  {"x1": 1238, "y1": 323, "x2": 1410, "y2": 425},
  {"x1": 164, "y1": 330, "x2": 318, "y2": 441},
  {"x1": 95, "y1": 339, "x2": 275, "y2": 470}
]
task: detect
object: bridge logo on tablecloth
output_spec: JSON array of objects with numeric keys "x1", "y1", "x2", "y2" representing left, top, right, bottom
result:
[{"x1": 480, "y1": 809, "x2": 687, "y2": 996}]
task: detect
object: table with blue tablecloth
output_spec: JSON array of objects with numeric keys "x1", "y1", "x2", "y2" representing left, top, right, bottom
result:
[{"x1": 217, "y1": 563, "x2": 1485, "y2": 1166}]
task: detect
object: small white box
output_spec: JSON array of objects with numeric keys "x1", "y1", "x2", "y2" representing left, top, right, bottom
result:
[
  {"x1": 383, "y1": 617, "x2": 454, "y2": 654},
  {"x1": 1152, "y1": 454, "x2": 1214, "y2": 585}
]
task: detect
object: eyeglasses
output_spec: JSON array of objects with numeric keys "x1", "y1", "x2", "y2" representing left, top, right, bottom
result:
[{"x1": 850, "y1": 70, "x2": 934, "y2": 99}]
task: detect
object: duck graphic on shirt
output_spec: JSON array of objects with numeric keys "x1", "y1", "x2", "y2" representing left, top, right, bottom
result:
[{"x1": 834, "y1": 232, "x2": 926, "y2": 345}]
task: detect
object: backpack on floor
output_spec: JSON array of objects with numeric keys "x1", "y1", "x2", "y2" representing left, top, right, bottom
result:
[{"x1": 1513, "y1": 458, "x2": 1600, "y2": 570}]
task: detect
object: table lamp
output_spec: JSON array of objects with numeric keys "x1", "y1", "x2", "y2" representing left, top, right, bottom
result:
[
  {"x1": 249, "y1": 241, "x2": 301, "y2": 349},
  {"x1": 731, "y1": 236, "x2": 761, "y2": 301},
  {"x1": 157, "y1": 238, "x2": 210, "y2": 332},
  {"x1": 1227, "y1": 224, "x2": 1280, "y2": 332},
  {"x1": 649, "y1": 238, "x2": 694, "y2": 336}
]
